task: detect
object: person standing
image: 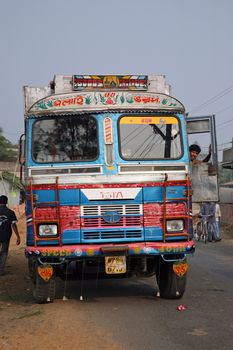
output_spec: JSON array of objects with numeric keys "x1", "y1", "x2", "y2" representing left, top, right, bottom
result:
[
  {"x1": 215, "y1": 203, "x2": 221, "y2": 240},
  {"x1": 189, "y1": 144, "x2": 212, "y2": 164},
  {"x1": 0, "y1": 195, "x2": 21, "y2": 276},
  {"x1": 199, "y1": 202, "x2": 221, "y2": 242}
]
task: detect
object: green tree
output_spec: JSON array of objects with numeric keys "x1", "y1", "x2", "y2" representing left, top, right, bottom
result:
[{"x1": 0, "y1": 127, "x2": 18, "y2": 161}]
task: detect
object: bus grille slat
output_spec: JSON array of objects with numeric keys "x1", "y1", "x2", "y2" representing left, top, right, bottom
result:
[{"x1": 82, "y1": 230, "x2": 142, "y2": 241}]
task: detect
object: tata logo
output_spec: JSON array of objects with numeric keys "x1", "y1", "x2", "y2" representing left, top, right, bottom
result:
[{"x1": 102, "y1": 211, "x2": 121, "y2": 224}]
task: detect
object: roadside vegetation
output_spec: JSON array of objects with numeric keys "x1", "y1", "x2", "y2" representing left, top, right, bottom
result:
[{"x1": 0, "y1": 127, "x2": 18, "y2": 162}]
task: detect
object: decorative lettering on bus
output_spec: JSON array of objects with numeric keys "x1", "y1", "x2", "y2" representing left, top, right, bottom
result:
[
  {"x1": 53, "y1": 96, "x2": 84, "y2": 107},
  {"x1": 41, "y1": 249, "x2": 72, "y2": 257},
  {"x1": 134, "y1": 96, "x2": 160, "y2": 104},
  {"x1": 100, "y1": 191, "x2": 124, "y2": 200},
  {"x1": 32, "y1": 92, "x2": 183, "y2": 112}
]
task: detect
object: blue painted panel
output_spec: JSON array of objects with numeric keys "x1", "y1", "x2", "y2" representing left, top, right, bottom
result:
[
  {"x1": 81, "y1": 228, "x2": 144, "y2": 244},
  {"x1": 143, "y1": 186, "x2": 163, "y2": 202},
  {"x1": 80, "y1": 236, "x2": 144, "y2": 244},
  {"x1": 35, "y1": 189, "x2": 56, "y2": 203},
  {"x1": 59, "y1": 189, "x2": 80, "y2": 205},
  {"x1": 26, "y1": 228, "x2": 34, "y2": 246},
  {"x1": 166, "y1": 186, "x2": 186, "y2": 199},
  {"x1": 30, "y1": 188, "x2": 80, "y2": 206},
  {"x1": 26, "y1": 231, "x2": 81, "y2": 246},
  {"x1": 144, "y1": 227, "x2": 163, "y2": 240},
  {"x1": 143, "y1": 186, "x2": 188, "y2": 202},
  {"x1": 26, "y1": 197, "x2": 32, "y2": 213},
  {"x1": 62, "y1": 230, "x2": 81, "y2": 244},
  {"x1": 36, "y1": 241, "x2": 61, "y2": 246}
]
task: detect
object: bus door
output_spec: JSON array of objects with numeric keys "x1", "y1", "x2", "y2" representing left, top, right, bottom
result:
[{"x1": 186, "y1": 115, "x2": 219, "y2": 202}]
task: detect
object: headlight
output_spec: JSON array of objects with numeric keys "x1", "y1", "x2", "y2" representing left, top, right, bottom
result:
[
  {"x1": 166, "y1": 220, "x2": 184, "y2": 232},
  {"x1": 38, "y1": 224, "x2": 58, "y2": 237}
]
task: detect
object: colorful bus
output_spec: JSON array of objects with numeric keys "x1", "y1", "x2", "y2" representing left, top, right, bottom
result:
[{"x1": 20, "y1": 75, "x2": 217, "y2": 303}]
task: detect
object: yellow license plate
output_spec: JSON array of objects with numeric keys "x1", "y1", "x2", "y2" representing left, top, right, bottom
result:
[{"x1": 105, "y1": 256, "x2": 126, "y2": 274}]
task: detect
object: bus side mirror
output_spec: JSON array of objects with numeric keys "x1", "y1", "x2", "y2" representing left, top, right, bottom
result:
[
  {"x1": 19, "y1": 134, "x2": 25, "y2": 165},
  {"x1": 19, "y1": 134, "x2": 26, "y2": 182}
]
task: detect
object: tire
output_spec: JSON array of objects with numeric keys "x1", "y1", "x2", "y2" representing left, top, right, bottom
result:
[
  {"x1": 28, "y1": 258, "x2": 37, "y2": 284},
  {"x1": 33, "y1": 267, "x2": 56, "y2": 304},
  {"x1": 156, "y1": 258, "x2": 187, "y2": 299},
  {"x1": 204, "y1": 233, "x2": 207, "y2": 244},
  {"x1": 203, "y1": 224, "x2": 208, "y2": 244}
]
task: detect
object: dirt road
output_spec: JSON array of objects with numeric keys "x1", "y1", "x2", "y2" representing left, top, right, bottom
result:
[
  {"x1": 1, "y1": 208, "x2": 232, "y2": 350},
  {"x1": 0, "y1": 213, "x2": 123, "y2": 350}
]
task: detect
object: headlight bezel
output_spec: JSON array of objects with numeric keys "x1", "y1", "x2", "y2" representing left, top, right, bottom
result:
[
  {"x1": 37, "y1": 223, "x2": 58, "y2": 238},
  {"x1": 166, "y1": 219, "x2": 184, "y2": 233}
]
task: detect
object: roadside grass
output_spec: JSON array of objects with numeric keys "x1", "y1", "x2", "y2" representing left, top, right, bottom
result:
[
  {"x1": 12, "y1": 309, "x2": 42, "y2": 320},
  {"x1": 0, "y1": 292, "x2": 33, "y2": 304}
]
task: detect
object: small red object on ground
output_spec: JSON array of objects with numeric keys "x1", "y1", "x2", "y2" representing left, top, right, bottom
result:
[{"x1": 177, "y1": 304, "x2": 187, "y2": 311}]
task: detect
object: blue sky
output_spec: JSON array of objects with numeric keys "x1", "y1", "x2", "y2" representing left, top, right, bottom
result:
[{"x1": 0, "y1": 0, "x2": 232, "y2": 157}]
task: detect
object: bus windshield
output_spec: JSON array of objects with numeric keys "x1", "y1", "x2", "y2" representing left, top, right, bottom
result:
[
  {"x1": 32, "y1": 115, "x2": 98, "y2": 163},
  {"x1": 119, "y1": 115, "x2": 182, "y2": 160}
]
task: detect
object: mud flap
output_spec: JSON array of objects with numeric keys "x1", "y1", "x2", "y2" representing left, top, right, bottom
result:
[{"x1": 33, "y1": 264, "x2": 56, "y2": 304}]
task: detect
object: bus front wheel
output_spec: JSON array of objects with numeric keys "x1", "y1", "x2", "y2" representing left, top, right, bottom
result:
[{"x1": 156, "y1": 258, "x2": 187, "y2": 299}]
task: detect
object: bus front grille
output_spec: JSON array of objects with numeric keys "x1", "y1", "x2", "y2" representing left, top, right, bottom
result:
[
  {"x1": 82, "y1": 229, "x2": 143, "y2": 241},
  {"x1": 81, "y1": 204, "x2": 142, "y2": 229}
]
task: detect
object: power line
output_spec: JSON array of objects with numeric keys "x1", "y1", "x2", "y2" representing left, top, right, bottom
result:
[
  {"x1": 191, "y1": 85, "x2": 233, "y2": 113},
  {"x1": 190, "y1": 85, "x2": 233, "y2": 114},
  {"x1": 217, "y1": 118, "x2": 233, "y2": 128},
  {"x1": 215, "y1": 104, "x2": 233, "y2": 115}
]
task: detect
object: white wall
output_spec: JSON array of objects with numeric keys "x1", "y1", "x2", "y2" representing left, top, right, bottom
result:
[{"x1": 0, "y1": 180, "x2": 20, "y2": 206}]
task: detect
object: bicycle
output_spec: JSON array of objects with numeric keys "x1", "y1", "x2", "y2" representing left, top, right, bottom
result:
[{"x1": 196, "y1": 214, "x2": 214, "y2": 244}]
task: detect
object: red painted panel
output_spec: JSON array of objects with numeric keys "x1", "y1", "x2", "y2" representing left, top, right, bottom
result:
[
  {"x1": 143, "y1": 202, "x2": 186, "y2": 227},
  {"x1": 28, "y1": 180, "x2": 188, "y2": 191},
  {"x1": 35, "y1": 206, "x2": 81, "y2": 231}
]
